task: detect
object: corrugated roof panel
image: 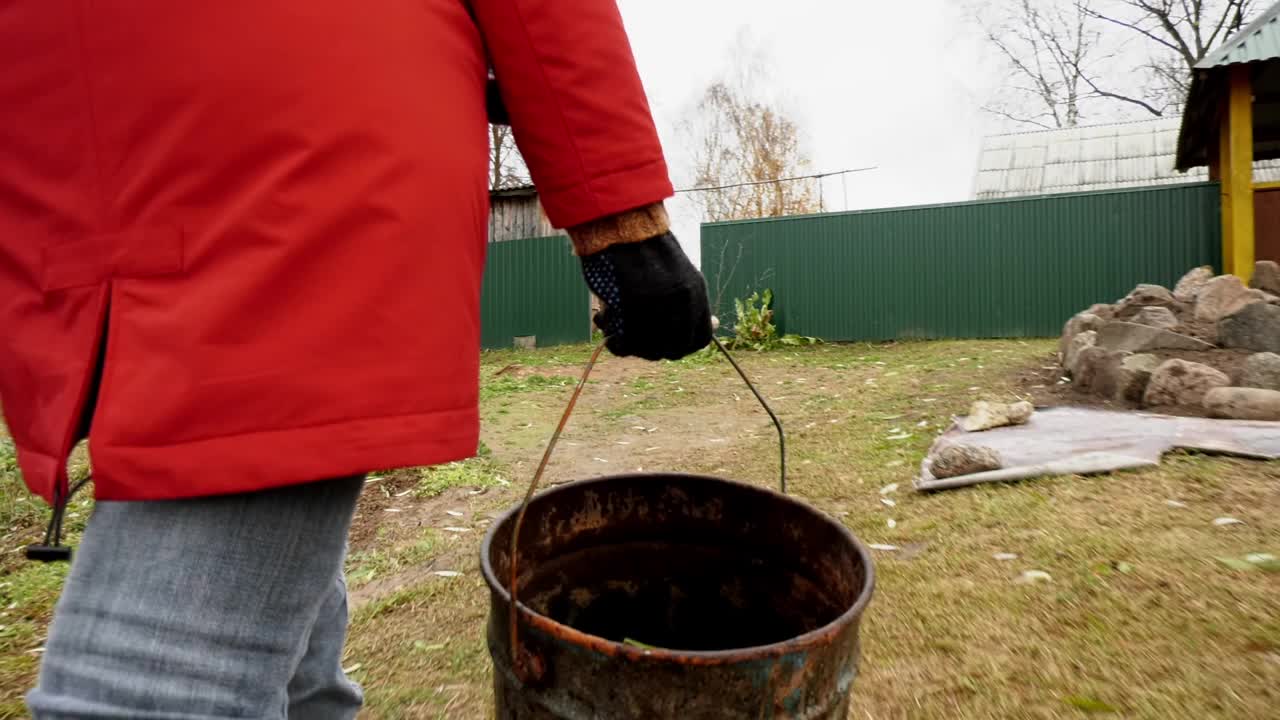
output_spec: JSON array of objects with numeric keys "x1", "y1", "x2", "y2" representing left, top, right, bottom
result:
[
  {"x1": 1079, "y1": 136, "x2": 1118, "y2": 162},
  {"x1": 979, "y1": 149, "x2": 1014, "y2": 171},
  {"x1": 1003, "y1": 167, "x2": 1044, "y2": 193},
  {"x1": 1042, "y1": 161, "x2": 1082, "y2": 189},
  {"x1": 1116, "y1": 156, "x2": 1158, "y2": 182},
  {"x1": 1008, "y1": 145, "x2": 1047, "y2": 170},
  {"x1": 975, "y1": 117, "x2": 1280, "y2": 198},
  {"x1": 1117, "y1": 131, "x2": 1156, "y2": 159},
  {"x1": 983, "y1": 135, "x2": 1015, "y2": 151},
  {"x1": 1198, "y1": 4, "x2": 1280, "y2": 68},
  {"x1": 1046, "y1": 138, "x2": 1082, "y2": 164}
]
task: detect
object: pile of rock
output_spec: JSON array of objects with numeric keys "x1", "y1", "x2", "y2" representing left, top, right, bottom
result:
[{"x1": 1059, "y1": 261, "x2": 1280, "y2": 420}]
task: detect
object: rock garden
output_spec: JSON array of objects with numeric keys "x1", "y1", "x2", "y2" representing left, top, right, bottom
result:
[{"x1": 1059, "y1": 261, "x2": 1280, "y2": 420}]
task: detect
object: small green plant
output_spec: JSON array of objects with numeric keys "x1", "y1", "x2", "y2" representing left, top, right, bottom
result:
[
  {"x1": 727, "y1": 289, "x2": 820, "y2": 352},
  {"x1": 729, "y1": 289, "x2": 778, "y2": 351},
  {"x1": 415, "y1": 457, "x2": 503, "y2": 498}
]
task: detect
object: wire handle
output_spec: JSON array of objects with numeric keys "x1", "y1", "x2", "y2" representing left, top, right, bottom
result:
[{"x1": 506, "y1": 338, "x2": 786, "y2": 683}]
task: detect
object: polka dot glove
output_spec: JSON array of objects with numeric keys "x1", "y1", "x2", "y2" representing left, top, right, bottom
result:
[{"x1": 579, "y1": 232, "x2": 713, "y2": 361}]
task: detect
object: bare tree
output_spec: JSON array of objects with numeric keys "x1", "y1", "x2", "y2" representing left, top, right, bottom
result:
[
  {"x1": 489, "y1": 124, "x2": 529, "y2": 191},
  {"x1": 973, "y1": 0, "x2": 1141, "y2": 129},
  {"x1": 1084, "y1": 0, "x2": 1258, "y2": 112},
  {"x1": 973, "y1": 0, "x2": 1259, "y2": 129},
  {"x1": 683, "y1": 47, "x2": 820, "y2": 223}
]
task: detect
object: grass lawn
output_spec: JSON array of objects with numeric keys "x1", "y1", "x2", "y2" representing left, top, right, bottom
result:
[{"x1": 1, "y1": 339, "x2": 1277, "y2": 718}]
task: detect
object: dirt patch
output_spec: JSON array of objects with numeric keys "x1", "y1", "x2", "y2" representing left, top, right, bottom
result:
[{"x1": 348, "y1": 472, "x2": 418, "y2": 550}]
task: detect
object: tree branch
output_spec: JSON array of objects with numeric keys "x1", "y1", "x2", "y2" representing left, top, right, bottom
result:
[
  {"x1": 1078, "y1": 72, "x2": 1168, "y2": 116},
  {"x1": 1080, "y1": 4, "x2": 1190, "y2": 60},
  {"x1": 981, "y1": 104, "x2": 1059, "y2": 130}
]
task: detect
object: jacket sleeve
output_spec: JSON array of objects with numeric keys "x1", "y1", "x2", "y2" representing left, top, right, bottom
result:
[{"x1": 470, "y1": 0, "x2": 674, "y2": 229}]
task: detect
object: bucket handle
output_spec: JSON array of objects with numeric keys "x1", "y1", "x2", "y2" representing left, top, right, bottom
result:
[{"x1": 506, "y1": 336, "x2": 787, "y2": 683}]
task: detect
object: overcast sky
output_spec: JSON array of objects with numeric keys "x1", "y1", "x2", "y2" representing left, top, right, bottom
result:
[{"x1": 614, "y1": 0, "x2": 1002, "y2": 266}]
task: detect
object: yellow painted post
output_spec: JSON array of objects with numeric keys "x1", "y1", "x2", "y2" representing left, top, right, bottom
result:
[
  {"x1": 1219, "y1": 108, "x2": 1234, "y2": 273},
  {"x1": 1224, "y1": 65, "x2": 1256, "y2": 278}
]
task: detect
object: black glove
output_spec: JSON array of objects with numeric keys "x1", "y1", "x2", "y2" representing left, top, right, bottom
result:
[{"x1": 580, "y1": 233, "x2": 714, "y2": 361}]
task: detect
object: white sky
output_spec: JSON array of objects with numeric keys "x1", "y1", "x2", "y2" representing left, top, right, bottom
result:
[{"x1": 615, "y1": 0, "x2": 1003, "y2": 266}]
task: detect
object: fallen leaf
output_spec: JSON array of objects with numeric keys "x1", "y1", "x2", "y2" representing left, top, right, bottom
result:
[
  {"x1": 993, "y1": 553, "x2": 1019, "y2": 561},
  {"x1": 343, "y1": 663, "x2": 363, "y2": 674},
  {"x1": 880, "y1": 483, "x2": 900, "y2": 495},
  {"x1": 623, "y1": 638, "x2": 659, "y2": 651},
  {"x1": 1016, "y1": 570, "x2": 1053, "y2": 585},
  {"x1": 1116, "y1": 562, "x2": 1134, "y2": 574},
  {"x1": 1064, "y1": 696, "x2": 1117, "y2": 714},
  {"x1": 1247, "y1": 554, "x2": 1280, "y2": 573},
  {"x1": 1213, "y1": 517, "x2": 1245, "y2": 527},
  {"x1": 881, "y1": 498, "x2": 897, "y2": 508},
  {"x1": 869, "y1": 544, "x2": 899, "y2": 552},
  {"x1": 1218, "y1": 557, "x2": 1256, "y2": 572}
]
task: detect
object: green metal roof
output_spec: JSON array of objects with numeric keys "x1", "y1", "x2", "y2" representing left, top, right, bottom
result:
[
  {"x1": 1177, "y1": 1, "x2": 1280, "y2": 170},
  {"x1": 1197, "y1": 2, "x2": 1280, "y2": 69}
]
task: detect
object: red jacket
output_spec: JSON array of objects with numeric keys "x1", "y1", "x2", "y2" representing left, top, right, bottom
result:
[{"x1": 0, "y1": 1, "x2": 671, "y2": 504}]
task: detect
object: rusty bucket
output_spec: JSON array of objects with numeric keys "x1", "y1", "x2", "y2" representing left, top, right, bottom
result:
[{"x1": 479, "y1": 341, "x2": 875, "y2": 719}]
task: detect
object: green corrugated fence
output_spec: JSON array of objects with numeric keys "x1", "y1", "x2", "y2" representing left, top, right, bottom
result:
[
  {"x1": 481, "y1": 235, "x2": 590, "y2": 349},
  {"x1": 701, "y1": 184, "x2": 1223, "y2": 341}
]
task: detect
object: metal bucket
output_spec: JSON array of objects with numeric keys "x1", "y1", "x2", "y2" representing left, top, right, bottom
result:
[
  {"x1": 480, "y1": 472, "x2": 875, "y2": 719},
  {"x1": 480, "y1": 340, "x2": 874, "y2": 718}
]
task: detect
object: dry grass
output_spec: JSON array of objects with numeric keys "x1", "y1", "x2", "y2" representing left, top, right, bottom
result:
[{"x1": 1, "y1": 340, "x2": 1278, "y2": 719}]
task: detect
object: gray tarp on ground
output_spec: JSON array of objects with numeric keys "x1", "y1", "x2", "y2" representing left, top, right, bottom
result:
[{"x1": 916, "y1": 407, "x2": 1280, "y2": 492}]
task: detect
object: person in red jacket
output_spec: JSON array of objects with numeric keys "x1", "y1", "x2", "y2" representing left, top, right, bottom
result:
[{"x1": 0, "y1": 2, "x2": 710, "y2": 717}]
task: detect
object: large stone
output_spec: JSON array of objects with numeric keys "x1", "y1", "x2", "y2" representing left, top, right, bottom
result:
[
  {"x1": 1064, "y1": 330, "x2": 1098, "y2": 375},
  {"x1": 1095, "y1": 321, "x2": 1215, "y2": 353},
  {"x1": 1118, "y1": 283, "x2": 1174, "y2": 311},
  {"x1": 1174, "y1": 266, "x2": 1215, "y2": 301},
  {"x1": 1204, "y1": 387, "x2": 1280, "y2": 421},
  {"x1": 961, "y1": 401, "x2": 1035, "y2": 432},
  {"x1": 1219, "y1": 302, "x2": 1280, "y2": 353},
  {"x1": 1087, "y1": 303, "x2": 1117, "y2": 320},
  {"x1": 931, "y1": 445, "x2": 1003, "y2": 479},
  {"x1": 1073, "y1": 346, "x2": 1112, "y2": 390},
  {"x1": 1144, "y1": 359, "x2": 1231, "y2": 408},
  {"x1": 1059, "y1": 313, "x2": 1104, "y2": 359},
  {"x1": 1242, "y1": 352, "x2": 1280, "y2": 391},
  {"x1": 1195, "y1": 274, "x2": 1271, "y2": 322},
  {"x1": 1095, "y1": 352, "x2": 1160, "y2": 403},
  {"x1": 1252, "y1": 261, "x2": 1280, "y2": 297},
  {"x1": 1132, "y1": 306, "x2": 1179, "y2": 330}
]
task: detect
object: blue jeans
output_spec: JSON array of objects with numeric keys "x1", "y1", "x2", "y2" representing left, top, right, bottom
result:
[{"x1": 28, "y1": 476, "x2": 366, "y2": 719}]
